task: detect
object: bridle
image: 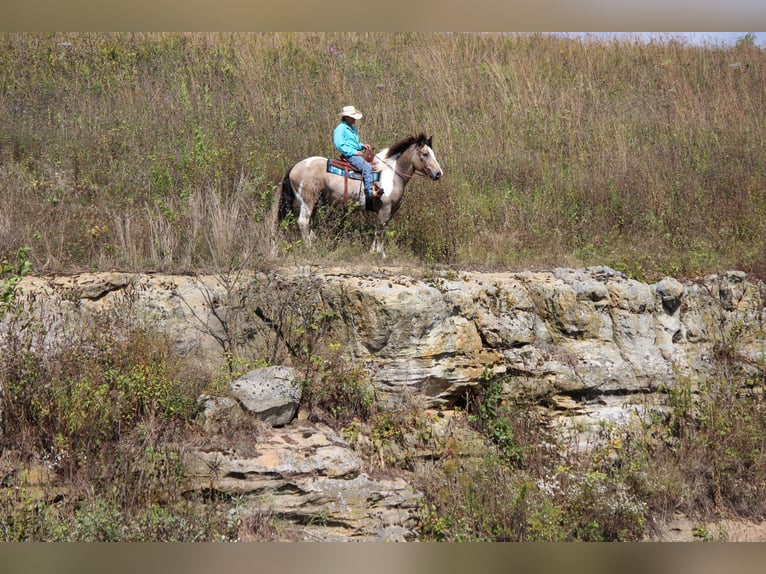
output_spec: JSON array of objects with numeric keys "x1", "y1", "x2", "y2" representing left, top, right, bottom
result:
[{"x1": 374, "y1": 147, "x2": 433, "y2": 181}]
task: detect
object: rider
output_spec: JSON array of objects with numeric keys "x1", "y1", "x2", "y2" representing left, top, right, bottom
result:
[{"x1": 333, "y1": 105, "x2": 381, "y2": 199}]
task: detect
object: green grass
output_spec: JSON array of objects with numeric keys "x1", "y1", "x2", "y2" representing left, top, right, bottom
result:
[{"x1": 1, "y1": 32, "x2": 764, "y2": 280}]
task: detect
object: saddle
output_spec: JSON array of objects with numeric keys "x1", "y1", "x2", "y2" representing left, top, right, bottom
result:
[
  {"x1": 327, "y1": 151, "x2": 380, "y2": 209},
  {"x1": 326, "y1": 146, "x2": 378, "y2": 180},
  {"x1": 327, "y1": 157, "x2": 366, "y2": 181}
]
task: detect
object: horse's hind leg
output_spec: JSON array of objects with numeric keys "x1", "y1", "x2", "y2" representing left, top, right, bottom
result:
[{"x1": 298, "y1": 202, "x2": 315, "y2": 246}]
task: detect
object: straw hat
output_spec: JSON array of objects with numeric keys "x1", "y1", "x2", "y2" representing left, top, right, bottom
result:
[{"x1": 339, "y1": 105, "x2": 363, "y2": 119}]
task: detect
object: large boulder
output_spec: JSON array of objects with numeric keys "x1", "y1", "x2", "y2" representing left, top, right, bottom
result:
[{"x1": 229, "y1": 366, "x2": 302, "y2": 427}]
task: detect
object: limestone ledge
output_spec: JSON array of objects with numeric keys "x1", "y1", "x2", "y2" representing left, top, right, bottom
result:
[{"x1": 11, "y1": 266, "x2": 766, "y2": 410}]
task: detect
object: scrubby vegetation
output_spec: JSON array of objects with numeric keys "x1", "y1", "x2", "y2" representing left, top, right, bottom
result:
[
  {"x1": 2, "y1": 253, "x2": 766, "y2": 541},
  {"x1": 0, "y1": 260, "x2": 231, "y2": 540},
  {"x1": 1, "y1": 32, "x2": 764, "y2": 279},
  {"x1": 413, "y1": 369, "x2": 766, "y2": 541},
  {"x1": 2, "y1": 32, "x2": 766, "y2": 540}
]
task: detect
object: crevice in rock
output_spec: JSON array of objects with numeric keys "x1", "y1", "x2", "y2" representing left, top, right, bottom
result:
[{"x1": 279, "y1": 514, "x2": 354, "y2": 529}]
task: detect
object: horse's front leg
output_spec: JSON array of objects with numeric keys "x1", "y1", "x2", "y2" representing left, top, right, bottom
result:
[
  {"x1": 371, "y1": 225, "x2": 386, "y2": 257},
  {"x1": 371, "y1": 207, "x2": 391, "y2": 258}
]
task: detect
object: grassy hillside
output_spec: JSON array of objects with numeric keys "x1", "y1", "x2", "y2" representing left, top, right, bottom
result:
[
  {"x1": 1, "y1": 32, "x2": 764, "y2": 280},
  {"x1": 4, "y1": 33, "x2": 766, "y2": 541}
]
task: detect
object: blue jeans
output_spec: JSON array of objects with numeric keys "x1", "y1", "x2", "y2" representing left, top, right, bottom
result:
[{"x1": 345, "y1": 154, "x2": 373, "y2": 196}]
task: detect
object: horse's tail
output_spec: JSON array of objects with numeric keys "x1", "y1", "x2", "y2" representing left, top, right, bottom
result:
[
  {"x1": 268, "y1": 166, "x2": 295, "y2": 256},
  {"x1": 278, "y1": 166, "x2": 295, "y2": 223}
]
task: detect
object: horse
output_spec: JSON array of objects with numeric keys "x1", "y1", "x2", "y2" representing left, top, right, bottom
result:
[{"x1": 276, "y1": 133, "x2": 443, "y2": 257}]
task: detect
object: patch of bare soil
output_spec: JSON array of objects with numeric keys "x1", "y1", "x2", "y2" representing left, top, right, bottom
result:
[{"x1": 650, "y1": 514, "x2": 766, "y2": 542}]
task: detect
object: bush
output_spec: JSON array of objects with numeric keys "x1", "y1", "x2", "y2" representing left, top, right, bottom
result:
[
  {"x1": 0, "y1": 247, "x2": 32, "y2": 319},
  {"x1": 0, "y1": 284, "x2": 216, "y2": 540},
  {"x1": 1, "y1": 319, "x2": 199, "y2": 472},
  {"x1": 419, "y1": 383, "x2": 650, "y2": 541},
  {"x1": 299, "y1": 347, "x2": 375, "y2": 428}
]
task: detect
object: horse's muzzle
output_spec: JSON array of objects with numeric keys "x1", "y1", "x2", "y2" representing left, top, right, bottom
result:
[{"x1": 431, "y1": 171, "x2": 443, "y2": 181}]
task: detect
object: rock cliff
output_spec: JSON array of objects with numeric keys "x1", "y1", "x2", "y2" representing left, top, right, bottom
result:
[
  {"x1": 13, "y1": 266, "x2": 764, "y2": 409},
  {"x1": 5, "y1": 266, "x2": 765, "y2": 540}
]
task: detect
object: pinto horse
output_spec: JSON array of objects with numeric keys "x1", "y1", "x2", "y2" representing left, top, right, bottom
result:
[{"x1": 277, "y1": 133, "x2": 443, "y2": 257}]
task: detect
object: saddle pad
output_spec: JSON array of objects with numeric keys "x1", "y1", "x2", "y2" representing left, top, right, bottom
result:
[{"x1": 327, "y1": 158, "x2": 380, "y2": 182}]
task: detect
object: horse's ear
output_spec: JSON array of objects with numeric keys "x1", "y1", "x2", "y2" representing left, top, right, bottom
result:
[{"x1": 426, "y1": 136, "x2": 432, "y2": 148}]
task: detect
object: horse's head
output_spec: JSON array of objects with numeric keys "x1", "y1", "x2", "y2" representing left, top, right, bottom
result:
[{"x1": 412, "y1": 134, "x2": 443, "y2": 181}]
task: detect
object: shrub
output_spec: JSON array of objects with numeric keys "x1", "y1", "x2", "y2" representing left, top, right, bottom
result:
[
  {"x1": 299, "y1": 347, "x2": 375, "y2": 428},
  {"x1": 0, "y1": 247, "x2": 32, "y2": 319},
  {"x1": 466, "y1": 369, "x2": 549, "y2": 470},
  {"x1": 0, "y1": 282, "x2": 210, "y2": 540}
]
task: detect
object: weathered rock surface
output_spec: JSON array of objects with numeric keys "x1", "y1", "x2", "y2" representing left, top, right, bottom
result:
[
  {"x1": 8, "y1": 266, "x2": 766, "y2": 412},
  {"x1": 229, "y1": 366, "x2": 302, "y2": 426},
  {"x1": 4, "y1": 265, "x2": 766, "y2": 540},
  {"x1": 648, "y1": 513, "x2": 766, "y2": 542},
  {"x1": 182, "y1": 421, "x2": 420, "y2": 541},
  {"x1": 198, "y1": 366, "x2": 301, "y2": 431}
]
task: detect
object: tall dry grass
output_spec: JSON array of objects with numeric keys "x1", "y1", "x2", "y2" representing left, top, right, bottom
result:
[{"x1": 1, "y1": 32, "x2": 764, "y2": 280}]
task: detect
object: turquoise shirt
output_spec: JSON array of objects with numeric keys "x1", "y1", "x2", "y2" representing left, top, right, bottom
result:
[{"x1": 333, "y1": 121, "x2": 363, "y2": 158}]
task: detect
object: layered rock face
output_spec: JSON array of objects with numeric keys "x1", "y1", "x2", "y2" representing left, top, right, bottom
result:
[
  {"x1": 183, "y1": 419, "x2": 421, "y2": 541},
  {"x1": 5, "y1": 266, "x2": 765, "y2": 539},
  {"x1": 10, "y1": 266, "x2": 766, "y2": 409}
]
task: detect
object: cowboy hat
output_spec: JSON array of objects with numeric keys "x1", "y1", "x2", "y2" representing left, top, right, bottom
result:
[{"x1": 339, "y1": 105, "x2": 363, "y2": 119}]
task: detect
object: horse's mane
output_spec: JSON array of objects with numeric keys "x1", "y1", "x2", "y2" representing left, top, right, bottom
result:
[{"x1": 382, "y1": 133, "x2": 431, "y2": 159}]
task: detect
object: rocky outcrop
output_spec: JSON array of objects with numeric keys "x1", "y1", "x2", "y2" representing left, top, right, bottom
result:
[
  {"x1": 197, "y1": 366, "x2": 301, "y2": 432},
  {"x1": 228, "y1": 366, "x2": 302, "y2": 427},
  {"x1": 9, "y1": 266, "x2": 766, "y2": 411},
  {"x1": 182, "y1": 421, "x2": 421, "y2": 541},
  {"x1": 5, "y1": 265, "x2": 766, "y2": 540}
]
